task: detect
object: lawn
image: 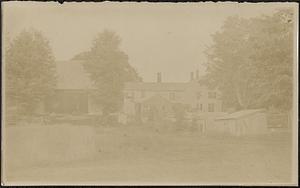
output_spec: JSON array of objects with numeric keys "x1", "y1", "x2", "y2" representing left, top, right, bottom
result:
[{"x1": 3, "y1": 123, "x2": 295, "y2": 185}]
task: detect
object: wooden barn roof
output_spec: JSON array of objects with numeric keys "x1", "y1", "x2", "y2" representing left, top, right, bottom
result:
[{"x1": 56, "y1": 60, "x2": 96, "y2": 90}]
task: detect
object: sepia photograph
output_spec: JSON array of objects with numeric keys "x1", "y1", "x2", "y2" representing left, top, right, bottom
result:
[{"x1": 1, "y1": 1, "x2": 298, "y2": 186}]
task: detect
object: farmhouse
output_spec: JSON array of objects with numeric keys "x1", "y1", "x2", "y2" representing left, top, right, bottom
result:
[
  {"x1": 41, "y1": 60, "x2": 223, "y2": 129},
  {"x1": 122, "y1": 72, "x2": 223, "y2": 125},
  {"x1": 213, "y1": 109, "x2": 268, "y2": 136}
]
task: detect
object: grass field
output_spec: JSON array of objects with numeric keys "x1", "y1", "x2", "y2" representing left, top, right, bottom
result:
[{"x1": 4, "y1": 123, "x2": 295, "y2": 185}]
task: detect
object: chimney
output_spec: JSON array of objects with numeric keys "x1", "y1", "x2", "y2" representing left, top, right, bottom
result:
[
  {"x1": 157, "y1": 72, "x2": 162, "y2": 83},
  {"x1": 196, "y1": 70, "x2": 199, "y2": 80},
  {"x1": 190, "y1": 72, "x2": 194, "y2": 81}
]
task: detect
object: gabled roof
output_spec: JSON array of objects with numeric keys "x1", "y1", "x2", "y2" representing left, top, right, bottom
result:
[
  {"x1": 124, "y1": 82, "x2": 205, "y2": 91},
  {"x1": 56, "y1": 60, "x2": 96, "y2": 90},
  {"x1": 215, "y1": 109, "x2": 266, "y2": 120}
]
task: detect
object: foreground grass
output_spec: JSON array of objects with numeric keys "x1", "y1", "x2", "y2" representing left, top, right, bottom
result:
[{"x1": 5, "y1": 124, "x2": 294, "y2": 185}]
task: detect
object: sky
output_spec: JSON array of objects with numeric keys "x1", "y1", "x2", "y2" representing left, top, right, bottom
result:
[{"x1": 2, "y1": 2, "x2": 296, "y2": 82}]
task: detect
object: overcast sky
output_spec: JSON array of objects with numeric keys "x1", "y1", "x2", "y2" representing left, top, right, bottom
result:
[{"x1": 2, "y1": 2, "x2": 295, "y2": 82}]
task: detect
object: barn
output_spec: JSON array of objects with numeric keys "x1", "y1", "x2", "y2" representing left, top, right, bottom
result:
[
  {"x1": 213, "y1": 109, "x2": 268, "y2": 136},
  {"x1": 43, "y1": 60, "x2": 102, "y2": 115}
]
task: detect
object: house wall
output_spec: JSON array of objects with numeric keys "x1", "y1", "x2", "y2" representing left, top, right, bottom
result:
[
  {"x1": 183, "y1": 84, "x2": 222, "y2": 113},
  {"x1": 122, "y1": 90, "x2": 184, "y2": 118},
  {"x1": 141, "y1": 98, "x2": 174, "y2": 122},
  {"x1": 123, "y1": 84, "x2": 222, "y2": 117},
  {"x1": 122, "y1": 98, "x2": 136, "y2": 115},
  {"x1": 34, "y1": 101, "x2": 45, "y2": 114},
  {"x1": 124, "y1": 90, "x2": 185, "y2": 103}
]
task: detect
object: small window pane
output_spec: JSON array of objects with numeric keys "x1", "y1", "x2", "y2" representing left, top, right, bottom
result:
[{"x1": 208, "y1": 103, "x2": 214, "y2": 112}]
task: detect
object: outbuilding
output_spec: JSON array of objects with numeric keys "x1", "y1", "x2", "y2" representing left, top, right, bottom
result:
[
  {"x1": 43, "y1": 60, "x2": 102, "y2": 115},
  {"x1": 213, "y1": 109, "x2": 268, "y2": 136}
]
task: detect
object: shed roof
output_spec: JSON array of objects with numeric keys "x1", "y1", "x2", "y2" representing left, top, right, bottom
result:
[
  {"x1": 56, "y1": 60, "x2": 96, "y2": 90},
  {"x1": 215, "y1": 109, "x2": 265, "y2": 120}
]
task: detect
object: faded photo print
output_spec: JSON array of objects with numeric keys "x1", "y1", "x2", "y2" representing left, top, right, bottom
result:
[{"x1": 1, "y1": 2, "x2": 298, "y2": 186}]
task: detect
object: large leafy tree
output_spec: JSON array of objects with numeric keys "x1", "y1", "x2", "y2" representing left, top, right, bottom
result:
[
  {"x1": 203, "y1": 9, "x2": 294, "y2": 112},
  {"x1": 5, "y1": 30, "x2": 57, "y2": 115},
  {"x1": 77, "y1": 30, "x2": 141, "y2": 115}
]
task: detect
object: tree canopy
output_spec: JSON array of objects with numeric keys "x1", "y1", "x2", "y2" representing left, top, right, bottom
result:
[
  {"x1": 5, "y1": 30, "x2": 57, "y2": 115},
  {"x1": 76, "y1": 30, "x2": 141, "y2": 115},
  {"x1": 203, "y1": 9, "x2": 294, "y2": 112}
]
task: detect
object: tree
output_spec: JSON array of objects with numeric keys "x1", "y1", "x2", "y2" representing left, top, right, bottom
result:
[
  {"x1": 78, "y1": 30, "x2": 141, "y2": 115},
  {"x1": 248, "y1": 9, "x2": 294, "y2": 111},
  {"x1": 203, "y1": 8, "x2": 294, "y2": 112},
  {"x1": 203, "y1": 16, "x2": 252, "y2": 110},
  {"x1": 5, "y1": 29, "x2": 57, "y2": 115}
]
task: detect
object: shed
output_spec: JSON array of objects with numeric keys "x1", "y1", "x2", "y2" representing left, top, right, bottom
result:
[{"x1": 214, "y1": 109, "x2": 268, "y2": 136}]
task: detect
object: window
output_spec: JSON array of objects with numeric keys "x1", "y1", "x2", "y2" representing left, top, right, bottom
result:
[
  {"x1": 125, "y1": 92, "x2": 131, "y2": 99},
  {"x1": 196, "y1": 92, "x2": 202, "y2": 100},
  {"x1": 126, "y1": 92, "x2": 135, "y2": 99},
  {"x1": 169, "y1": 92, "x2": 176, "y2": 100},
  {"x1": 208, "y1": 103, "x2": 214, "y2": 112},
  {"x1": 208, "y1": 92, "x2": 217, "y2": 99},
  {"x1": 196, "y1": 103, "x2": 203, "y2": 112},
  {"x1": 141, "y1": 91, "x2": 145, "y2": 98}
]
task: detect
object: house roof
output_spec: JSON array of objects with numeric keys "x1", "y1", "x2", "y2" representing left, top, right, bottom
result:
[
  {"x1": 215, "y1": 109, "x2": 266, "y2": 120},
  {"x1": 56, "y1": 60, "x2": 96, "y2": 90},
  {"x1": 124, "y1": 82, "x2": 204, "y2": 91}
]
